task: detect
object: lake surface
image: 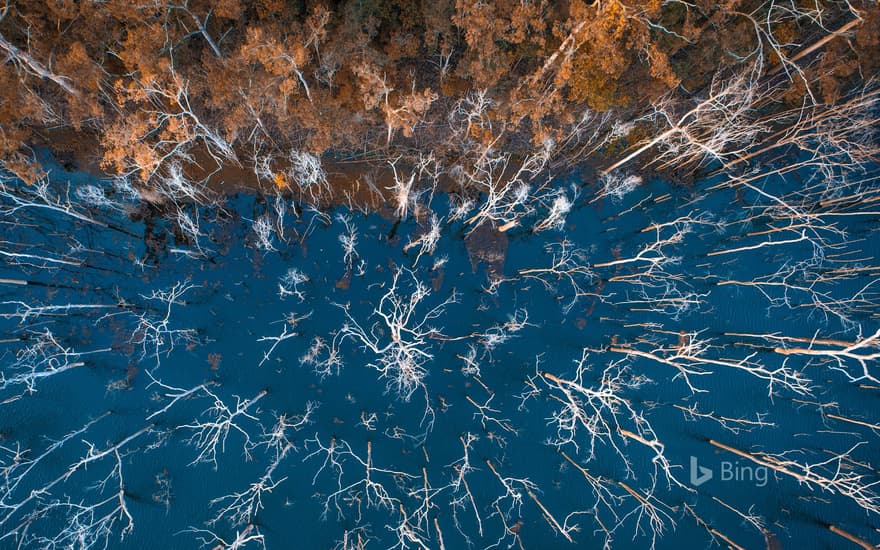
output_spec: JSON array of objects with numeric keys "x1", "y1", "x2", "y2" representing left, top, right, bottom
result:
[{"x1": 0, "y1": 159, "x2": 878, "y2": 549}]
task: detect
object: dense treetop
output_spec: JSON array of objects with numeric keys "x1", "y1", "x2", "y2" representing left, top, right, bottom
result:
[{"x1": 0, "y1": 0, "x2": 876, "y2": 193}]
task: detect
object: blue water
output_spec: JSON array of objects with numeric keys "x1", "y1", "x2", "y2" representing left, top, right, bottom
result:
[{"x1": 0, "y1": 160, "x2": 878, "y2": 549}]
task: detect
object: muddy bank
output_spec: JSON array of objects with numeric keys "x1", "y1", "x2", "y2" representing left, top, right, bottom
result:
[{"x1": 35, "y1": 125, "x2": 600, "y2": 217}]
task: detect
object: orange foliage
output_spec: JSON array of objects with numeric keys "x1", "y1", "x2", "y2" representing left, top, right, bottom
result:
[{"x1": 0, "y1": 0, "x2": 870, "y2": 188}]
